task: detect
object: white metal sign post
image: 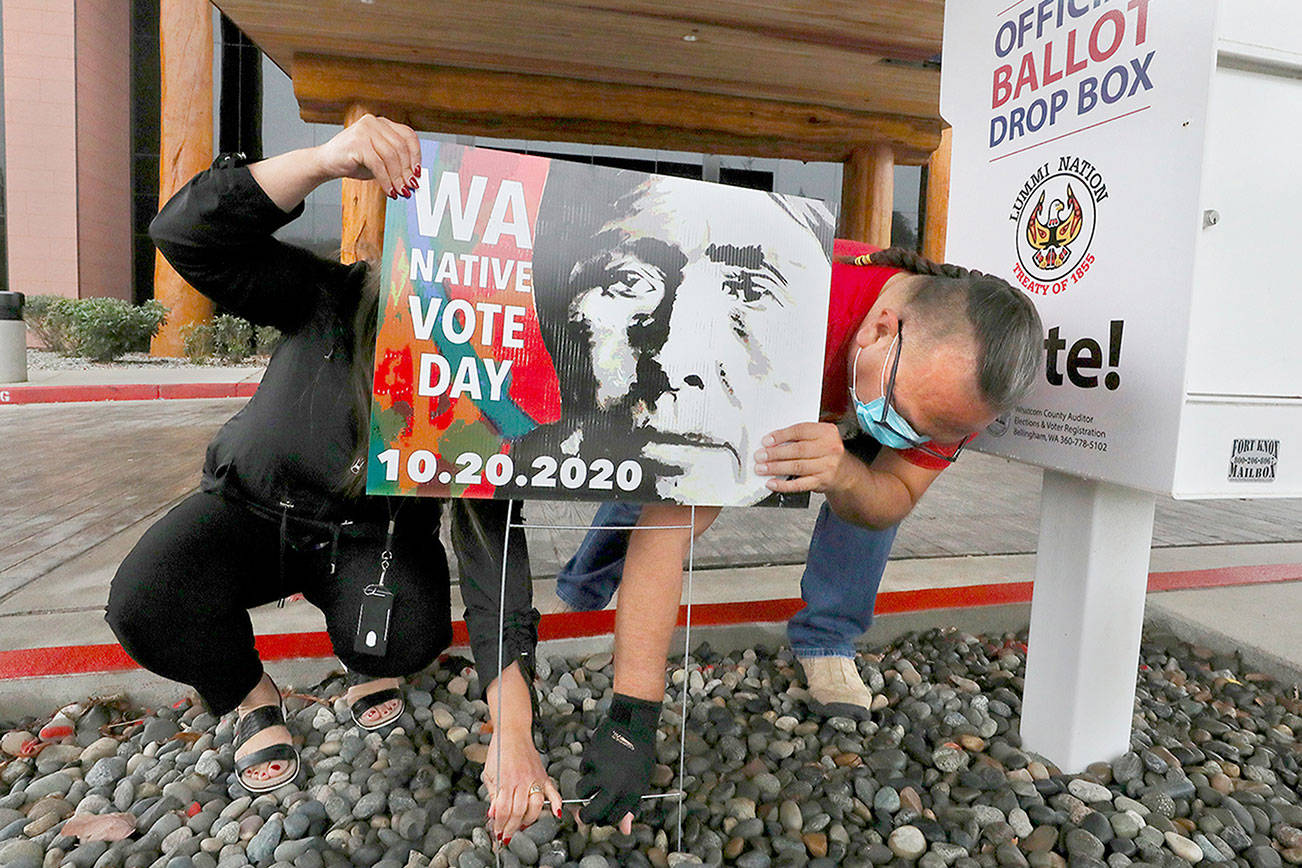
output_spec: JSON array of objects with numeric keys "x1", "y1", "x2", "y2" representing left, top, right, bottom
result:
[
  {"x1": 1019, "y1": 472, "x2": 1155, "y2": 772},
  {"x1": 943, "y1": 0, "x2": 1302, "y2": 771}
]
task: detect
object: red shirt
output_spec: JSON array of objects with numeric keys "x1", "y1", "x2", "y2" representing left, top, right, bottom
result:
[{"x1": 821, "y1": 239, "x2": 964, "y2": 471}]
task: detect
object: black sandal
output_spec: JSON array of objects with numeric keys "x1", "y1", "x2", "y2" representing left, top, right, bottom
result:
[
  {"x1": 348, "y1": 682, "x2": 405, "y2": 731},
  {"x1": 234, "y1": 700, "x2": 300, "y2": 794}
]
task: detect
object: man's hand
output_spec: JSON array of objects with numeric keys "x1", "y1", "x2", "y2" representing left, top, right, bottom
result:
[
  {"x1": 577, "y1": 693, "x2": 660, "y2": 832},
  {"x1": 754, "y1": 422, "x2": 850, "y2": 495}
]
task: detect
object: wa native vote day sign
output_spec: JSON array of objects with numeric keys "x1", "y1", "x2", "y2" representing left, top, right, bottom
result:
[
  {"x1": 367, "y1": 141, "x2": 835, "y2": 507},
  {"x1": 942, "y1": 0, "x2": 1220, "y2": 492}
]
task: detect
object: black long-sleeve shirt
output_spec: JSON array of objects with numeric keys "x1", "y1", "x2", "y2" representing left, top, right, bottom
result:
[{"x1": 150, "y1": 160, "x2": 539, "y2": 688}]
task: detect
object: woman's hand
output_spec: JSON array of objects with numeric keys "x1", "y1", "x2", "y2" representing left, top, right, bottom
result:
[
  {"x1": 248, "y1": 113, "x2": 421, "y2": 212},
  {"x1": 314, "y1": 113, "x2": 422, "y2": 199},
  {"x1": 482, "y1": 725, "x2": 562, "y2": 846},
  {"x1": 482, "y1": 663, "x2": 561, "y2": 846}
]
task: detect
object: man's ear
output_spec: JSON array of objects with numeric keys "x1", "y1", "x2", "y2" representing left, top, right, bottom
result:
[{"x1": 853, "y1": 306, "x2": 899, "y2": 349}]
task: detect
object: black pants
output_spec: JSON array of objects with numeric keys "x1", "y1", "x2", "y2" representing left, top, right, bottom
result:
[{"x1": 107, "y1": 491, "x2": 453, "y2": 715}]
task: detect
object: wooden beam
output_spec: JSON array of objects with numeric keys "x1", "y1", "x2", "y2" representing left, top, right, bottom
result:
[
  {"x1": 923, "y1": 126, "x2": 953, "y2": 263},
  {"x1": 340, "y1": 105, "x2": 387, "y2": 266},
  {"x1": 218, "y1": 1, "x2": 942, "y2": 118},
  {"x1": 152, "y1": 0, "x2": 213, "y2": 357},
  {"x1": 541, "y1": 0, "x2": 944, "y2": 62},
  {"x1": 840, "y1": 145, "x2": 895, "y2": 248},
  {"x1": 291, "y1": 55, "x2": 941, "y2": 163}
]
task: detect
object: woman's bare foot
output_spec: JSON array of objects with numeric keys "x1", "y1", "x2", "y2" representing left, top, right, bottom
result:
[
  {"x1": 345, "y1": 677, "x2": 403, "y2": 729},
  {"x1": 234, "y1": 673, "x2": 297, "y2": 790}
]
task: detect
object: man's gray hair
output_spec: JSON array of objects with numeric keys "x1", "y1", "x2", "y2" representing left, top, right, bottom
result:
[{"x1": 867, "y1": 248, "x2": 1043, "y2": 413}]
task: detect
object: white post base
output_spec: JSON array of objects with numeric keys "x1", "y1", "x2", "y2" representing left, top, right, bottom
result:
[{"x1": 1019, "y1": 470, "x2": 1157, "y2": 773}]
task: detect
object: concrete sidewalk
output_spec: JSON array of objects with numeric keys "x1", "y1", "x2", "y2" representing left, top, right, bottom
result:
[{"x1": 2, "y1": 368, "x2": 1301, "y2": 718}]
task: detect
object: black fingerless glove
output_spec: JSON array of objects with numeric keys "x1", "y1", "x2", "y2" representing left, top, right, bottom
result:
[{"x1": 577, "y1": 692, "x2": 661, "y2": 825}]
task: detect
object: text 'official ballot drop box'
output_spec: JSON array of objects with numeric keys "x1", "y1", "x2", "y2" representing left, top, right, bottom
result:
[{"x1": 940, "y1": 0, "x2": 1301, "y2": 771}]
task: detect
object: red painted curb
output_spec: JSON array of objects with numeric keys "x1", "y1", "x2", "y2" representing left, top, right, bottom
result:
[
  {"x1": 157, "y1": 383, "x2": 243, "y2": 400},
  {"x1": 0, "y1": 384, "x2": 161, "y2": 404},
  {"x1": 1146, "y1": 562, "x2": 1302, "y2": 591},
  {"x1": 1, "y1": 562, "x2": 1297, "y2": 680},
  {"x1": 0, "y1": 382, "x2": 259, "y2": 405}
]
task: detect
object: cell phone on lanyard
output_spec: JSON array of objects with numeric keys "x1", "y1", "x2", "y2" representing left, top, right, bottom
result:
[{"x1": 353, "y1": 510, "x2": 399, "y2": 656}]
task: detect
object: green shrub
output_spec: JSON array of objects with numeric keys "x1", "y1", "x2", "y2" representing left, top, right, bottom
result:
[
  {"x1": 254, "y1": 325, "x2": 282, "y2": 356},
  {"x1": 27, "y1": 296, "x2": 169, "y2": 360},
  {"x1": 180, "y1": 320, "x2": 214, "y2": 363},
  {"x1": 22, "y1": 295, "x2": 77, "y2": 353},
  {"x1": 211, "y1": 314, "x2": 253, "y2": 363},
  {"x1": 25, "y1": 296, "x2": 167, "y2": 361},
  {"x1": 64, "y1": 298, "x2": 168, "y2": 361},
  {"x1": 182, "y1": 314, "x2": 260, "y2": 363}
]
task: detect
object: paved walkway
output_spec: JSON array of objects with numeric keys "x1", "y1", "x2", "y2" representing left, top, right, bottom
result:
[
  {"x1": 2, "y1": 368, "x2": 1300, "y2": 715},
  {"x1": 6, "y1": 396, "x2": 1301, "y2": 593}
]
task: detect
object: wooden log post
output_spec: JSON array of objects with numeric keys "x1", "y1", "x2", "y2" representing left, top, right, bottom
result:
[
  {"x1": 840, "y1": 144, "x2": 894, "y2": 248},
  {"x1": 923, "y1": 126, "x2": 953, "y2": 263},
  {"x1": 340, "y1": 104, "x2": 388, "y2": 265},
  {"x1": 151, "y1": 0, "x2": 213, "y2": 356}
]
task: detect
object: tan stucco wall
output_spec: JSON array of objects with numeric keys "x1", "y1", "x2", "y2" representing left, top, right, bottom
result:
[
  {"x1": 3, "y1": 0, "x2": 80, "y2": 302},
  {"x1": 74, "y1": 0, "x2": 132, "y2": 302}
]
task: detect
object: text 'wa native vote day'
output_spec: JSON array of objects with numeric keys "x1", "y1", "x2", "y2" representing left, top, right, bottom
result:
[{"x1": 405, "y1": 171, "x2": 534, "y2": 404}]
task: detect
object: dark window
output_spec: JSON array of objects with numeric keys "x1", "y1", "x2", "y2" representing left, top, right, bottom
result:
[
  {"x1": 219, "y1": 14, "x2": 262, "y2": 159},
  {"x1": 508, "y1": 149, "x2": 765, "y2": 189},
  {"x1": 719, "y1": 166, "x2": 774, "y2": 191},
  {"x1": 897, "y1": 164, "x2": 924, "y2": 253},
  {"x1": 130, "y1": 0, "x2": 160, "y2": 303}
]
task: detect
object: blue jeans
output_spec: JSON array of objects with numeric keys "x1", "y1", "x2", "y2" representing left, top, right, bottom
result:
[{"x1": 555, "y1": 501, "x2": 898, "y2": 658}]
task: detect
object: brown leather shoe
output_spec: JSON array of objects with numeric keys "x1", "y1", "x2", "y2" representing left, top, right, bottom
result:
[
  {"x1": 799, "y1": 655, "x2": 874, "y2": 721},
  {"x1": 535, "y1": 590, "x2": 578, "y2": 615}
]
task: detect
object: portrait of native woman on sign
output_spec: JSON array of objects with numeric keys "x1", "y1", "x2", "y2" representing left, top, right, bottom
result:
[{"x1": 367, "y1": 141, "x2": 834, "y2": 507}]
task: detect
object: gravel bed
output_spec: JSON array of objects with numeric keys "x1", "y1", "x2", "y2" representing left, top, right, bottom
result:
[
  {"x1": 0, "y1": 629, "x2": 1299, "y2": 868},
  {"x1": 24, "y1": 350, "x2": 266, "y2": 372}
]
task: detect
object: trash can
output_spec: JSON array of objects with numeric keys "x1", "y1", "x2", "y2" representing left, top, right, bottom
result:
[{"x1": 0, "y1": 291, "x2": 28, "y2": 383}]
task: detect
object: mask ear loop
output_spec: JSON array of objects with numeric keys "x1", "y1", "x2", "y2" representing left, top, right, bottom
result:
[
  {"x1": 850, "y1": 331, "x2": 897, "y2": 403},
  {"x1": 851, "y1": 344, "x2": 864, "y2": 400}
]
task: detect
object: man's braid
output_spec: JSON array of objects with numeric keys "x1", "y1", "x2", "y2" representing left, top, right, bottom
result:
[{"x1": 855, "y1": 247, "x2": 985, "y2": 282}]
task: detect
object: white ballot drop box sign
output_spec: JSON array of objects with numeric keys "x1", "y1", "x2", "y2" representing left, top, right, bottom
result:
[
  {"x1": 943, "y1": 0, "x2": 1301, "y2": 499},
  {"x1": 940, "y1": 0, "x2": 1301, "y2": 773}
]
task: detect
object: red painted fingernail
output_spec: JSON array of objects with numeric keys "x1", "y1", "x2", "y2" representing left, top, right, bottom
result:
[
  {"x1": 414, "y1": 163, "x2": 421, "y2": 175},
  {"x1": 504, "y1": 837, "x2": 512, "y2": 845}
]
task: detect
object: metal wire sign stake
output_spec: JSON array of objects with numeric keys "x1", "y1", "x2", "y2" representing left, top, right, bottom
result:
[{"x1": 492, "y1": 505, "x2": 698, "y2": 866}]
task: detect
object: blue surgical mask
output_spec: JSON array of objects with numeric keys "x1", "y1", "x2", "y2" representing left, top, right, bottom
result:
[{"x1": 849, "y1": 336, "x2": 927, "y2": 449}]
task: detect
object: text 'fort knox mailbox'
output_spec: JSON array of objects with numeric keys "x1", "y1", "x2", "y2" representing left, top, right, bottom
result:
[{"x1": 941, "y1": 0, "x2": 1302, "y2": 770}]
